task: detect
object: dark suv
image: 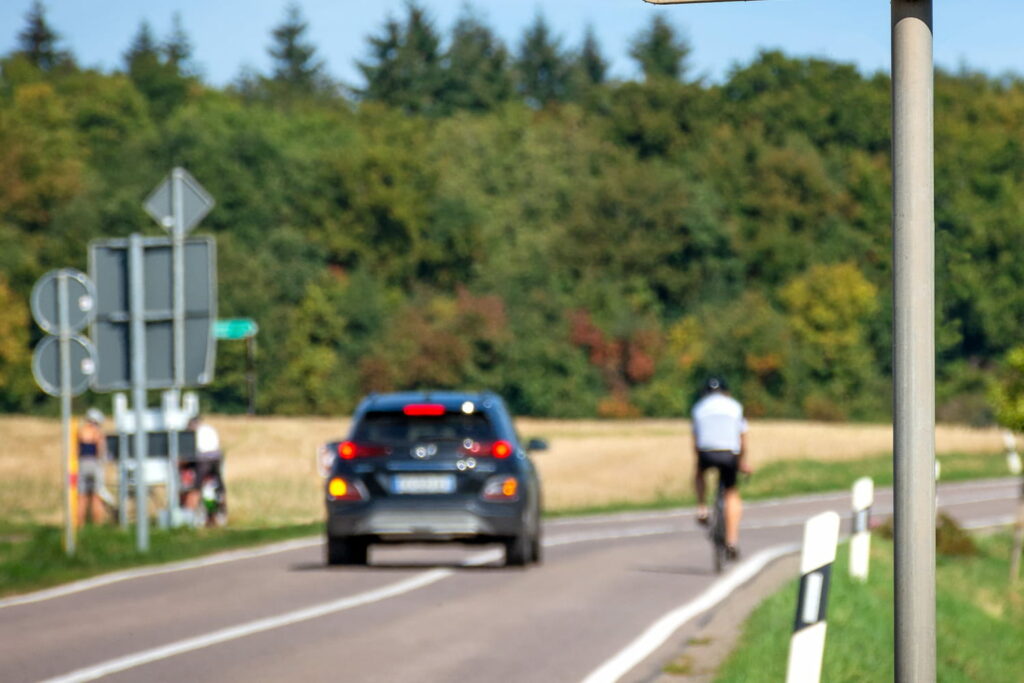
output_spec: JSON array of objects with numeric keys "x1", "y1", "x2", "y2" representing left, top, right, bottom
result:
[{"x1": 323, "y1": 391, "x2": 545, "y2": 567}]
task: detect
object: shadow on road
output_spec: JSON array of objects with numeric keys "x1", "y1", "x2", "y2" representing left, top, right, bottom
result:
[
  {"x1": 634, "y1": 564, "x2": 717, "y2": 576},
  {"x1": 288, "y1": 561, "x2": 511, "y2": 572}
]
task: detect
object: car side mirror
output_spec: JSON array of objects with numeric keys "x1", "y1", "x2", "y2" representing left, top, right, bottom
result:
[{"x1": 526, "y1": 438, "x2": 548, "y2": 452}]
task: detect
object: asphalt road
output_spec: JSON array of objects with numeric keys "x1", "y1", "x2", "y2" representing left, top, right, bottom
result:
[{"x1": 1, "y1": 478, "x2": 1018, "y2": 683}]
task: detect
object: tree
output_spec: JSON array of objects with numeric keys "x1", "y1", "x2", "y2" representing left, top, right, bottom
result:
[
  {"x1": 123, "y1": 20, "x2": 189, "y2": 117},
  {"x1": 629, "y1": 15, "x2": 691, "y2": 82},
  {"x1": 164, "y1": 13, "x2": 194, "y2": 75},
  {"x1": 268, "y1": 3, "x2": 328, "y2": 95},
  {"x1": 357, "y1": 2, "x2": 445, "y2": 114},
  {"x1": 515, "y1": 14, "x2": 574, "y2": 107},
  {"x1": 578, "y1": 25, "x2": 608, "y2": 87},
  {"x1": 992, "y1": 347, "x2": 1024, "y2": 431},
  {"x1": 16, "y1": 1, "x2": 71, "y2": 72},
  {"x1": 442, "y1": 8, "x2": 513, "y2": 112},
  {"x1": 0, "y1": 275, "x2": 32, "y2": 411}
]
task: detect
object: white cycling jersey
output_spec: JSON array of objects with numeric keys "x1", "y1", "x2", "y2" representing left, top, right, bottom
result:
[{"x1": 691, "y1": 392, "x2": 747, "y2": 455}]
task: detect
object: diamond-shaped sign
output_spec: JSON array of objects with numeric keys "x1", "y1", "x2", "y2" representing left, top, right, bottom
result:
[{"x1": 144, "y1": 167, "x2": 214, "y2": 235}]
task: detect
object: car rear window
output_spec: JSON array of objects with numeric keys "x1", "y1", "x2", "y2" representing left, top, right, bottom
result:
[{"x1": 354, "y1": 412, "x2": 496, "y2": 444}]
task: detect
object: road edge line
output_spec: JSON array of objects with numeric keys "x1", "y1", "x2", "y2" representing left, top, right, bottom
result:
[{"x1": 581, "y1": 542, "x2": 801, "y2": 683}]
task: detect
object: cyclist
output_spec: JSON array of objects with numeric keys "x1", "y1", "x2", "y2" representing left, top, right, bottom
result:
[{"x1": 692, "y1": 376, "x2": 751, "y2": 560}]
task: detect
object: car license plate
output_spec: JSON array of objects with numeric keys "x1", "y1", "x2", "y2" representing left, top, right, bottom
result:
[{"x1": 391, "y1": 474, "x2": 456, "y2": 495}]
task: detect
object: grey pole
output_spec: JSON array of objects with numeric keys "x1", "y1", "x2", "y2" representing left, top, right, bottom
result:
[
  {"x1": 57, "y1": 271, "x2": 75, "y2": 556},
  {"x1": 129, "y1": 234, "x2": 150, "y2": 551},
  {"x1": 167, "y1": 168, "x2": 186, "y2": 524},
  {"x1": 247, "y1": 336, "x2": 256, "y2": 416},
  {"x1": 892, "y1": 1, "x2": 935, "y2": 680}
]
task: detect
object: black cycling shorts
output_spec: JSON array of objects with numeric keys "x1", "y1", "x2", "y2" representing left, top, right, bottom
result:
[{"x1": 698, "y1": 450, "x2": 739, "y2": 489}]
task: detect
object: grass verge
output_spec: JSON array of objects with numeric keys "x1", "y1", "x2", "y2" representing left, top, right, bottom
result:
[
  {"x1": 0, "y1": 522, "x2": 320, "y2": 599},
  {"x1": 714, "y1": 532, "x2": 1024, "y2": 682},
  {"x1": 548, "y1": 449, "x2": 1010, "y2": 517}
]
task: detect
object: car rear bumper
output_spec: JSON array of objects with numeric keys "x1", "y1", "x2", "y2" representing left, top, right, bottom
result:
[{"x1": 327, "y1": 498, "x2": 524, "y2": 541}]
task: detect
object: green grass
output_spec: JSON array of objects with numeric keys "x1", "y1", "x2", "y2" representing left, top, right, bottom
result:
[
  {"x1": 0, "y1": 521, "x2": 320, "y2": 599},
  {"x1": 547, "y1": 450, "x2": 1010, "y2": 517},
  {"x1": 0, "y1": 450, "x2": 1011, "y2": 598},
  {"x1": 715, "y1": 533, "x2": 1024, "y2": 682}
]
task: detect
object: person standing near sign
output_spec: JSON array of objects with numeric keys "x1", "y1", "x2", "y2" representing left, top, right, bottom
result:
[
  {"x1": 181, "y1": 415, "x2": 226, "y2": 525},
  {"x1": 78, "y1": 409, "x2": 110, "y2": 524}
]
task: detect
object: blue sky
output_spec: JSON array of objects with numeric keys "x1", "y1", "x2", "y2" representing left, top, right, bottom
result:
[{"x1": 1, "y1": 1, "x2": 1021, "y2": 87}]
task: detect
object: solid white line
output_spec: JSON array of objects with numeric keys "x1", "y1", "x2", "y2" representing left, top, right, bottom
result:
[
  {"x1": 0, "y1": 536, "x2": 322, "y2": 610},
  {"x1": 41, "y1": 568, "x2": 455, "y2": 683},
  {"x1": 38, "y1": 525, "x2": 687, "y2": 682},
  {"x1": 580, "y1": 542, "x2": 801, "y2": 683}
]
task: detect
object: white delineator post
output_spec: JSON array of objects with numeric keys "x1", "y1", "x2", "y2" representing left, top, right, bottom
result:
[
  {"x1": 850, "y1": 478, "x2": 874, "y2": 582},
  {"x1": 1004, "y1": 430, "x2": 1022, "y2": 476},
  {"x1": 786, "y1": 511, "x2": 840, "y2": 683}
]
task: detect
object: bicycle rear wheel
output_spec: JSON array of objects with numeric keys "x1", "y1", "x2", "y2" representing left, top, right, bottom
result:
[{"x1": 711, "y1": 489, "x2": 727, "y2": 573}]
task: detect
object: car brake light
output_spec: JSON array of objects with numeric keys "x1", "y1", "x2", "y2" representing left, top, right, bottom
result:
[
  {"x1": 403, "y1": 403, "x2": 446, "y2": 416},
  {"x1": 338, "y1": 441, "x2": 388, "y2": 460},
  {"x1": 482, "y1": 476, "x2": 519, "y2": 501},
  {"x1": 492, "y1": 440, "x2": 513, "y2": 458},
  {"x1": 327, "y1": 476, "x2": 365, "y2": 501}
]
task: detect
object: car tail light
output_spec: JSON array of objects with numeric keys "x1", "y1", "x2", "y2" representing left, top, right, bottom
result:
[
  {"x1": 403, "y1": 403, "x2": 446, "y2": 416},
  {"x1": 327, "y1": 476, "x2": 366, "y2": 501},
  {"x1": 460, "y1": 439, "x2": 515, "y2": 458},
  {"x1": 482, "y1": 476, "x2": 519, "y2": 502},
  {"x1": 338, "y1": 441, "x2": 388, "y2": 460}
]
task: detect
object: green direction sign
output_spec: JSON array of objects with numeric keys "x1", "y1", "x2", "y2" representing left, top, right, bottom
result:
[{"x1": 214, "y1": 318, "x2": 258, "y2": 340}]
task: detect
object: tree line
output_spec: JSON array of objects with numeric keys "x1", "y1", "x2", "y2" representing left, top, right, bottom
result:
[{"x1": 1, "y1": 2, "x2": 1022, "y2": 422}]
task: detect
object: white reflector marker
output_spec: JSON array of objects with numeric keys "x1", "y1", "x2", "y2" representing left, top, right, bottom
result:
[
  {"x1": 1004, "y1": 430, "x2": 1022, "y2": 475},
  {"x1": 786, "y1": 511, "x2": 840, "y2": 683},
  {"x1": 849, "y1": 477, "x2": 874, "y2": 582}
]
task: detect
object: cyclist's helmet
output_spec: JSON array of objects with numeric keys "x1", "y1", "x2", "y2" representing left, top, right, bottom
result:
[{"x1": 702, "y1": 376, "x2": 728, "y2": 395}]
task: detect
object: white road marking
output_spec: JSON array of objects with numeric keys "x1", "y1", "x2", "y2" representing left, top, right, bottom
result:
[
  {"x1": 0, "y1": 537, "x2": 322, "y2": 610},
  {"x1": 38, "y1": 525, "x2": 693, "y2": 682},
  {"x1": 581, "y1": 542, "x2": 801, "y2": 683},
  {"x1": 41, "y1": 568, "x2": 456, "y2": 683}
]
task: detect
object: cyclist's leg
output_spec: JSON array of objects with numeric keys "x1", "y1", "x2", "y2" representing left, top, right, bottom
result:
[
  {"x1": 720, "y1": 460, "x2": 741, "y2": 547},
  {"x1": 694, "y1": 453, "x2": 710, "y2": 521}
]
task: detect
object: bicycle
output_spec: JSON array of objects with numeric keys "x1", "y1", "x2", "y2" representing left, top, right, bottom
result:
[
  {"x1": 709, "y1": 475, "x2": 729, "y2": 573},
  {"x1": 706, "y1": 471, "x2": 748, "y2": 573}
]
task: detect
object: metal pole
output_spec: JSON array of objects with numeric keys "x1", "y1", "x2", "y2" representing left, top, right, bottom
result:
[
  {"x1": 247, "y1": 336, "x2": 256, "y2": 416},
  {"x1": 892, "y1": 2, "x2": 935, "y2": 680},
  {"x1": 57, "y1": 271, "x2": 75, "y2": 556},
  {"x1": 167, "y1": 168, "x2": 186, "y2": 525},
  {"x1": 129, "y1": 234, "x2": 150, "y2": 552}
]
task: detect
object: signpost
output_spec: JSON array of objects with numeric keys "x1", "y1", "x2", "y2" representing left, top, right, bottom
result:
[
  {"x1": 214, "y1": 318, "x2": 259, "y2": 415},
  {"x1": 146, "y1": 168, "x2": 215, "y2": 530},
  {"x1": 86, "y1": 168, "x2": 217, "y2": 550},
  {"x1": 639, "y1": 0, "x2": 936, "y2": 678},
  {"x1": 30, "y1": 269, "x2": 98, "y2": 556}
]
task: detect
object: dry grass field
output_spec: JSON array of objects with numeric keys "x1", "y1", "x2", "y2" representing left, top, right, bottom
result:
[{"x1": 0, "y1": 416, "x2": 1006, "y2": 527}]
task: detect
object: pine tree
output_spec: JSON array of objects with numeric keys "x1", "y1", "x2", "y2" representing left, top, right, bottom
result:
[
  {"x1": 357, "y1": 2, "x2": 445, "y2": 115},
  {"x1": 442, "y1": 8, "x2": 513, "y2": 112},
  {"x1": 515, "y1": 14, "x2": 573, "y2": 107},
  {"x1": 164, "y1": 12, "x2": 193, "y2": 75},
  {"x1": 17, "y1": 1, "x2": 71, "y2": 71},
  {"x1": 578, "y1": 25, "x2": 607, "y2": 87},
  {"x1": 268, "y1": 3, "x2": 327, "y2": 94},
  {"x1": 123, "y1": 20, "x2": 188, "y2": 117},
  {"x1": 629, "y1": 15, "x2": 692, "y2": 82}
]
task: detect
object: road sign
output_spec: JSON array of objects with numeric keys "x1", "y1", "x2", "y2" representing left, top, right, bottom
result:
[
  {"x1": 89, "y1": 235, "x2": 217, "y2": 391},
  {"x1": 30, "y1": 269, "x2": 96, "y2": 335},
  {"x1": 214, "y1": 318, "x2": 258, "y2": 340},
  {"x1": 144, "y1": 168, "x2": 214, "y2": 234},
  {"x1": 31, "y1": 334, "x2": 96, "y2": 396}
]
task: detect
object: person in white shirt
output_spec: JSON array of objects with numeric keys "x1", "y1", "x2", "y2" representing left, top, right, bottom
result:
[{"x1": 691, "y1": 376, "x2": 751, "y2": 560}]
